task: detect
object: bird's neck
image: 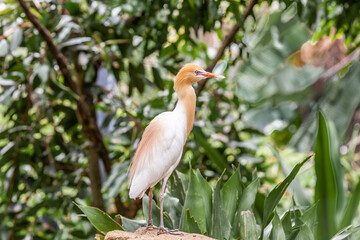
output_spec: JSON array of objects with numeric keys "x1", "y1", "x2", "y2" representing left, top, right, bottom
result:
[{"x1": 174, "y1": 85, "x2": 196, "y2": 138}]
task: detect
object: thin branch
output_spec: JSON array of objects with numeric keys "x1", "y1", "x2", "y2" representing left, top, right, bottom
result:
[
  {"x1": 18, "y1": 0, "x2": 78, "y2": 93},
  {"x1": 196, "y1": 0, "x2": 258, "y2": 96},
  {"x1": 319, "y1": 48, "x2": 360, "y2": 80}
]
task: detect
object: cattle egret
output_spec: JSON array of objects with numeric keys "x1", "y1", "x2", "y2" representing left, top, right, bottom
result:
[{"x1": 129, "y1": 64, "x2": 225, "y2": 234}]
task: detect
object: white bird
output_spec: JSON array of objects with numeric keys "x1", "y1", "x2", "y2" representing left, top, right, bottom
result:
[{"x1": 129, "y1": 63, "x2": 225, "y2": 234}]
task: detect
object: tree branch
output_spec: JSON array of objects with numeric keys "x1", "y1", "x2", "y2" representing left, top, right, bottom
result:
[{"x1": 196, "y1": 0, "x2": 258, "y2": 96}]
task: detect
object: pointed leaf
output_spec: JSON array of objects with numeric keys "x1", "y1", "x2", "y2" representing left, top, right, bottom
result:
[
  {"x1": 185, "y1": 209, "x2": 202, "y2": 234},
  {"x1": 180, "y1": 169, "x2": 206, "y2": 233},
  {"x1": 314, "y1": 111, "x2": 343, "y2": 239},
  {"x1": 238, "y1": 178, "x2": 260, "y2": 212},
  {"x1": 340, "y1": 180, "x2": 360, "y2": 228},
  {"x1": 196, "y1": 169, "x2": 213, "y2": 233},
  {"x1": 74, "y1": 202, "x2": 123, "y2": 234},
  {"x1": 221, "y1": 167, "x2": 242, "y2": 224},
  {"x1": 267, "y1": 144, "x2": 310, "y2": 206},
  {"x1": 270, "y1": 211, "x2": 286, "y2": 240},
  {"x1": 262, "y1": 155, "x2": 312, "y2": 236},
  {"x1": 211, "y1": 177, "x2": 231, "y2": 239},
  {"x1": 169, "y1": 171, "x2": 186, "y2": 205},
  {"x1": 240, "y1": 210, "x2": 259, "y2": 240},
  {"x1": 331, "y1": 225, "x2": 360, "y2": 240}
]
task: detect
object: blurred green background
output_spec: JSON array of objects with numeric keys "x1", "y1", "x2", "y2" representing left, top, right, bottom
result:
[{"x1": 1, "y1": 0, "x2": 360, "y2": 239}]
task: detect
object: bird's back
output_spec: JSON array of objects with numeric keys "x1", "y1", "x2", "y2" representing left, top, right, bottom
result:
[{"x1": 129, "y1": 111, "x2": 186, "y2": 199}]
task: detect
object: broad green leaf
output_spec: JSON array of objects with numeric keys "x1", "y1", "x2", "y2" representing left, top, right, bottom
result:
[
  {"x1": 196, "y1": 169, "x2": 212, "y2": 233},
  {"x1": 262, "y1": 156, "x2": 312, "y2": 237},
  {"x1": 232, "y1": 178, "x2": 259, "y2": 239},
  {"x1": 238, "y1": 178, "x2": 260, "y2": 212},
  {"x1": 340, "y1": 180, "x2": 360, "y2": 229},
  {"x1": 169, "y1": 170, "x2": 186, "y2": 205},
  {"x1": 211, "y1": 176, "x2": 231, "y2": 239},
  {"x1": 74, "y1": 202, "x2": 123, "y2": 234},
  {"x1": 184, "y1": 209, "x2": 202, "y2": 234},
  {"x1": 314, "y1": 111, "x2": 344, "y2": 239},
  {"x1": 180, "y1": 169, "x2": 206, "y2": 233},
  {"x1": 220, "y1": 167, "x2": 242, "y2": 224},
  {"x1": 239, "y1": 210, "x2": 258, "y2": 240},
  {"x1": 270, "y1": 211, "x2": 286, "y2": 240},
  {"x1": 193, "y1": 127, "x2": 229, "y2": 173},
  {"x1": 120, "y1": 216, "x2": 146, "y2": 232}
]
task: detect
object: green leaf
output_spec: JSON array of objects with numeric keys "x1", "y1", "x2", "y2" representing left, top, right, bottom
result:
[
  {"x1": 300, "y1": 203, "x2": 318, "y2": 236},
  {"x1": 211, "y1": 176, "x2": 231, "y2": 239},
  {"x1": 239, "y1": 210, "x2": 258, "y2": 240},
  {"x1": 220, "y1": 167, "x2": 242, "y2": 224},
  {"x1": 262, "y1": 155, "x2": 312, "y2": 237},
  {"x1": 314, "y1": 111, "x2": 345, "y2": 239},
  {"x1": 74, "y1": 202, "x2": 124, "y2": 234},
  {"x1": 267, "y1": 144, "x2": 310, "y2": 206},
  {"x1": 340, "y1": 180, "x2": 360, "y2": 229},
  {"x1": 232, "y1": 178, "x2": 259, "y2": 238},
  {"x1": 169, "y1": 171, "x2": 186, "y2": 206},
  {"x1": 185, "y1": 209, "x2": 202, "y2": 234},
  {"x1": 238, "y1": 178, "x2": 260, "y2": 212},
  {"x1": 120, "y1": 216, "x2": 146, "y2": 232},
  {"x1": 295, "y1": 224, "x2": 314, "y2": 240},
  {"x1": 0, "y1": 39, "x2": 8, "y2": 57},
  {"x1": 331, "y1": 225, "x2": 360, "y2": 240},
  {"x1": 196, "y1": 169, "x2": 213, "y2": 233},
  {"x1": 180, "y1": 169, "x2": 207, "y2": 233},
  {"x1": 10, "y1": 28, "x2": 23, "y2": 52},
  {"x1": 152, "y1": 67, "x2": 164, "y2": 90},
  {"x1": 193, "y1": 127, "x2": 229, "y2": 173},
  {"x1": 270, "y1": 211, "x2": 286, "y2": 240}
]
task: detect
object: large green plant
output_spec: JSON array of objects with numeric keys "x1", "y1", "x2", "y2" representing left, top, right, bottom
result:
[{"x1": 78, "y1": 112, "x2": 360, "y2": 239}]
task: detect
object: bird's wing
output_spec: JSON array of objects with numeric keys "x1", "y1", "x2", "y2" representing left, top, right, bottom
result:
[{"x1": 129, "y1": 112, "x2": 185, "y2": 199}]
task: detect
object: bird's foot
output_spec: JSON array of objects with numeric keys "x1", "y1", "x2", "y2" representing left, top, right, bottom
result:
[
  {"x1": 157, "y1": 227, "x2": 183, "y2": 235},
  {"x1": 141, "y1": 224, "x2": 158, "y2": 233}
]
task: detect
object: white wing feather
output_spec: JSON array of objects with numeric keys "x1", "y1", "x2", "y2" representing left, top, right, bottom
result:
[{"x1": 129, "y1": 112, "x2": 186, "y2": 199}]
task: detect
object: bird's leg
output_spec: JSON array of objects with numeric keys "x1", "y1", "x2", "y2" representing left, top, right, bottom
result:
[
  {"x1": 157, "y1": 177, "x2": 183, "y2": 235},
  {"x1": 143, "y1": 187, "x2": 156, "y2": 231},
  {"x1": 147, "y1": 187, "x2": 155, "y2": 228}
]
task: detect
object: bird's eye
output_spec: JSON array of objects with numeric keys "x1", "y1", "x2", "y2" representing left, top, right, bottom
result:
[{"x1": 194, "y1": 70, "x2": 200, "y2": 75}]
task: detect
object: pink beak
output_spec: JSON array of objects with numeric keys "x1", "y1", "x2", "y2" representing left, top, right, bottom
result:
[{"x1": 197, "y1": 71, "x2": 225, "y2": 79}]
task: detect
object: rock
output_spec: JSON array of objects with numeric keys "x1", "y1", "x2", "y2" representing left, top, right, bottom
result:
[{"x1": 104, "y1": 227, "x2": 215, "y2": 240}]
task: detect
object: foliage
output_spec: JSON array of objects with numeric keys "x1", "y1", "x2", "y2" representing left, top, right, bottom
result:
[
  {"x1": 79, "y1": 112, "x2": 360, "y2": 240},
  {"x1": 0, "y1": 0, "x2": 360, "y2": 239}
]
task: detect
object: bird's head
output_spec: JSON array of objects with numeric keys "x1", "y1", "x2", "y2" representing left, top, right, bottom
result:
[{"x1": 174, "y1": 64, "x2": 225, "y2": 91}]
